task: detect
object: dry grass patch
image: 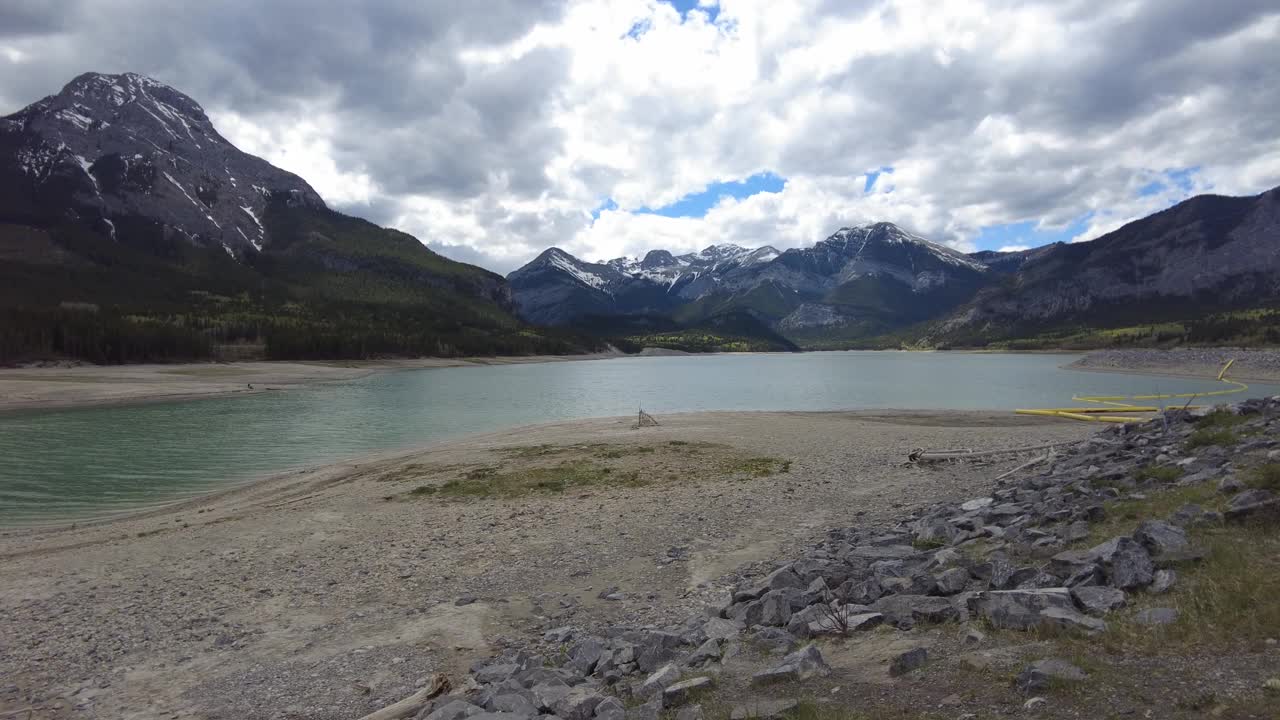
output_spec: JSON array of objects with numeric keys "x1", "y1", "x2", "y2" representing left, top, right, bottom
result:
[{"x1": 400, "y1": 442, "x2": 791, "y2": 500}]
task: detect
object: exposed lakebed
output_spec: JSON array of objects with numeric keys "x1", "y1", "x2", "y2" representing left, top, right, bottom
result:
[{"x1": 1, "y1": 352, "x2": 1273, "y2": 524}]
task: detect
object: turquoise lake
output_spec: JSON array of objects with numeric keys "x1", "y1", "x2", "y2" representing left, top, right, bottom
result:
[{"x1": 1, "y1": 352, "x2": 1272, "y2": 525}]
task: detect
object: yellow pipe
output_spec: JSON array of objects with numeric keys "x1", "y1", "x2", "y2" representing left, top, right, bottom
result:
[{"x1": 1019, "y1": 360, "x2": 1244, "y2": 424}]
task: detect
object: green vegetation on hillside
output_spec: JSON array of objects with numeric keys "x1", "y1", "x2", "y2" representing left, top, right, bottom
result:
[{"x1": 0, "y1": 203, "x2": 604, "y2": 364}]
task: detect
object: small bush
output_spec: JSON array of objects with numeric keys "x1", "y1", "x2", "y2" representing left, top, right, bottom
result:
[
  {"x1": 1133, "y1": 466, "x2": 1184, "y2": 484},
  {"x1": 1186, "y1": 428, "x2": 1238, "y2": 449},
  {"x1": 1247, "y1": 463, "x2": 1280, "y2": 492}
]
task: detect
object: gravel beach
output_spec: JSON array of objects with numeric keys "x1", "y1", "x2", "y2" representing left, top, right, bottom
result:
[
  {"x1": 0, "y1": 410, "x2": 1090, "y2": 719},
  {"x1": 1070, "y1": 348, "x2": 1280, "y2": 383}
]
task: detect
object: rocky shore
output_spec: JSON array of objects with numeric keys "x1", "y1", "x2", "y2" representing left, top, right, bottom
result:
[
  {"x1": 1071, "y1": 348, "x2": 1280, "y2": 383},
  {"x1": 395, "y1": 399, "x2": 1280, "y2": 720}
]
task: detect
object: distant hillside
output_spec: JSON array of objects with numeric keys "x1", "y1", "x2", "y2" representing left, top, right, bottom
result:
[
  {"x1": 508, "y1": 190, "x2": 1280, "y2": 351},
  {"x1": 0, "y1": 72, "x2": 599, "y2": 363}
]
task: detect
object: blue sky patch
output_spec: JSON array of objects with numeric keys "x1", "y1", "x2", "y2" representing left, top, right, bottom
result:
[
  {"x1": 864, "y1": 166, "x2": 894, "y2": 193},
  {"x1": 974, "y1": 214, "x2": 1092, "y2": 252},
  {"x1": 633, "y1": 171, "x2": 785, "y2": 218},
  {"x1": 590, "y1": 198, "x2": 618, "y2": 220},
  {"x1": 665, "y1": 0, "x2": 720, "y2": 23},
  {"x1": 1138, "y1": 166, "x2": 1200, "y2": 197}
]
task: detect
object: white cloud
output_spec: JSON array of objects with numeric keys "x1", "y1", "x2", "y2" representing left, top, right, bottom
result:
[
  {"x1": 3, "y1": 0, "x2": 1279, "y2": 273},
  {"x1": 998, "y1": 245, "x2": 1030, "y2": 253}
]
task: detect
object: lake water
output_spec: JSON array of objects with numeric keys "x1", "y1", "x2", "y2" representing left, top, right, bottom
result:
[{"x1": 1, "y1": 352, "x2": 1273, "y2": 525}]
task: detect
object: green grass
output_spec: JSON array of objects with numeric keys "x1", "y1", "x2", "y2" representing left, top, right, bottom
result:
[
  {"x1": 411, "y1": 460, "x2": 649, "y2": 499},
  {"x1": 1076, "y1": 483, "x2": 1224, "y2": 548},
  {"x1": 1133, "y1": 465, "x2": 1184, "y2": 484},
  {"x1": 1185, "y1": 427, "x2": 1239, "y2": 449},
  {"x1": 722, "y1": 457, "x2": 791, "y2": 477},
  {"x1": 1247, "y1": 463, "x2": 1280, "y2": 492}
]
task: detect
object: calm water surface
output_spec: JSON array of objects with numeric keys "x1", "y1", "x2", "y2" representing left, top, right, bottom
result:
[{"x1": 1, "y1": 352, "x2": 1272, "y2": 524}]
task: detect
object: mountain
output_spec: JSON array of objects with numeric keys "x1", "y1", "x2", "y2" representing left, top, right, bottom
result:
[
  {"x1": 507, "y1": 243, "x2": 780, "y2": 325},
  {"x1": 509, "y1": 222, "x2": 989, "y2": 346},
  {"x1": 926, "y1": 186, "x2": 1280, "y2": 347},
  {"x1": 0, "y1": 72, "x2": 596, "y2": 363}
]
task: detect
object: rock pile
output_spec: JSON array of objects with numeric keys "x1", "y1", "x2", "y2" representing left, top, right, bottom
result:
[{"x1": 393, "y1": 398, "x2": 1278, "y2": 720}]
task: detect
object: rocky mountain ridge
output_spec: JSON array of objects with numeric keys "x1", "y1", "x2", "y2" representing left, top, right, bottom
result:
[
  {"x1": 510, "y1": 188, "x2": 1280, "y2": 349},
  {"x1": 509, "y1": 222, "x2": 988, "y2": 336},
  {"x1": 1, "y1": 71, "x2": 324, "y2": 257}
]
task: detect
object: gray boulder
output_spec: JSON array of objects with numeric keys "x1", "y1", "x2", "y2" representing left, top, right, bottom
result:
[
  {"x1": 594, "y1": 697, "x2": 625, "y2": 720},
  {"x1": 1039, "y1": 607, "x2": 1106, "y2": 634},
  {"x1": 1070, "y1": 586, "x2": 1126, "y2": 615},
  {"x1": 889, "y1": 647, "x2": 928, "y2": 676},
  {"x1": 1089, "y1": 537, "x2": 1154, "y2": 589},
  {"x1": 931, "y1": 566, "x2": 967, "y2": 594},
  {"x1": 1133, "y1": 520, "x2": 1189, "y2": 556},
  {"x1": 729, "y1": 699, "x2": 799, "y2": 720},
  {"x1": 637, "y1": 664, "x2": 680, "y2": 698},
  {"x1": 551, "y1": 687, "x2": 606, "y2": 720},
  {"x1": 966, "y1": 589, "x2": 1074, "y2": 631},
  {"x1": 424, "y1": 700, "x2": 483, "y2": 720},
  {"x1": 702, "y1": 617, "x2": 742, "y2": 641},
  {"x1": 684, "y1": 638, "x2": 722, "y2": 667},
  {"x1": 1015, "y1": 659, "x2": 1086, "y2": 693},
  {"x1": 490, "y1": 695, "x2": 539, "y2": 717},
  {"x1": 751, "y1": 645, "x2": 830, "y2": 685},
  {"x1": 1134, "y1": 607, "x2": 1180, "y2": 626},
  {"x1": 1150, "y1": 569, "x2": 1177, "y2": 594},
  {"x1": 663, "y1": 677, "x2": 712, "y2": 705},
  {"x1": 1225, "y1": 489, "x2": 1280, "y2": 521},
  {"x1": 871, "y1": 594, "x2": 959, "y2": 627}
]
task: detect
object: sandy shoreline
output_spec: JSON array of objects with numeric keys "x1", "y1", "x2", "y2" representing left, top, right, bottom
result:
[
  {"x1": 0, "y1": 410, "x2": 1092, "y2": 719},
  {"x1": 0, "y1": 353, "x2": 624, "y2": 413}
]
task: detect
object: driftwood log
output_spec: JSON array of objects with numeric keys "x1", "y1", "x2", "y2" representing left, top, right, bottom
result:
[{"x1": 356, "y1": 673, "x2": 450, "y2": 720}]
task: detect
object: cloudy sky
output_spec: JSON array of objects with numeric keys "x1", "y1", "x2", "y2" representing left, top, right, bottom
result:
[{"x1": 2, "y1": 0, "x2": 1278, "y2": 273}]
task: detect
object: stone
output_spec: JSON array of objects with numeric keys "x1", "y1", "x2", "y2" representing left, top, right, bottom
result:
[
  {"x1": 1070, "y1": 586, "x2": 1126, "y2": 615},
  {"x1": 842, "y1": 578, "x2": 884, "y2": 605},
  {"x1": 1038, "y1": 607, "x2": 1106, "y2": 634},
  {"x1": 490, "y1": 695, "x2": 539, "y2": 717},
  {"x1": 1149, "y1": 569, "x2": 1177, "y2": 594},
  {"x1": 1225, "y1": 489, "x2": 1280, "y2": 521},
  {"x1": 568, "y1": 639, "x2": 606, "y2": 676},
  {"x1": 543, "y1": 627, "x2": 574, "y2": 644},
  {"x1": 960, "y1": 497, "x2": 994, "y2": 512},
  {"x1": 935, "y1": 567, "x2": 970, "y2": 596},
  {"x1": 552, "y1": 688, "x2": 606, "y2": 720},
  {"x1": 1134, "y1": 607, "x2": 1179, "y2": 626},
  {"x1": 626, "y1": 697, "x2": 663, "y2": 720},
  {"x1": 1218, "y1": 475, "x2": 1245, "y2": 493},
  {"x1": 967, "y1": 589, "x2": 1074, "y2": 631},
  {"x1": 752, "y1": 645, "x2": 830, "y2": 685},
  {"x1": 702, "y1": 617, "x2": 742, "y2": 641},
  {"x1": 1015, "y1": 659, "x2": 1086, "y2": 693},
  {"x1": 765, "y1": 565, "x2": 805, "y2": 591},
  {"x1": 1048, "y1": 550, "x2": 1096, "y2": 579},
  {"x1": 674, "y1": 705, "x2": 703, "y2": 720},
  {"x1": 663, "y1": 677, "x2": 712, "y2": 705},
  {"x1": 455, "y1": 595, "x2": 478, "y2": 606},
  {"x1": 1089, "y1": 537, "x2": 1154, "y2": 589},
  {"x1": 736, "y1": 590, "x2": 792, "y2": 628},
  {"x1": 871, "y1": 594, "x2": 959, "y2": 627},
  {"x1": 638, "y1": 664, "x2": 681, "y2": 698},
  {"x1": 963, "y1": 627, "x2": 986, "y2": 645},
  {"x1": 847, "y1": 545, "x2": 917, "y2": 560},
  {"x1": 531, "y1": 683, "x2": 572, "y2": 711},
  {"x1": 729, "y1": 699, "x2": 799, "y2": 720},
  {"x1": 1133, "y1": 520, "x2": 1189, "y2": 556},
  {"x1": 474, "y1": 664, "x2": 521, "y2": 684},
  {"x1": 1060, "y1": 519, "x2": 1091, "y2": 541},
  {"x1": 684, "y1": 638, "x2": 721, "y2": 667},
  {"x1": 594, "y1": 697, "x2": 626, "y2": 720},
  {"x1": 889, "y1": 647, "x2": 928, "y2": 676},
  {"x1": 467, "y1": 713, "x2": 529, "y2": 720},
  {"x1": 425, "y1": 700, "x2": 483, "y2": 720},
  {"x1": 1023, "y1": 697, "x2": 1047, "y2": 711}
]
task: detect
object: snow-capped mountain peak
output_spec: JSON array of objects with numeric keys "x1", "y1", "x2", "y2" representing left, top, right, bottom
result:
[{"x1": 2, "y1": 71, "x2": 324, "y2": 258}]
